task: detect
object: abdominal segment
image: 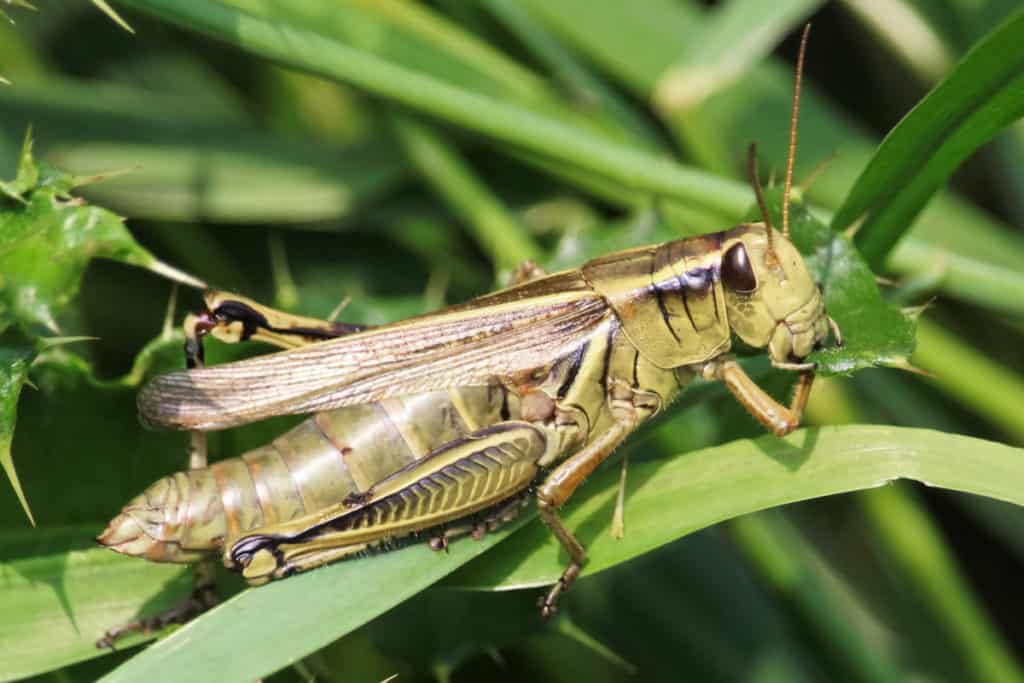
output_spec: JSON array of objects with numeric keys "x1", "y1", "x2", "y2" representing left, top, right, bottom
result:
[{"x1": 97, "y1": 384, "x2": 513, "y2": 563}]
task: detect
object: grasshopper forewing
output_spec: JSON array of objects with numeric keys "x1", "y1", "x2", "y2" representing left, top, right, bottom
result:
[
  {"x1": 98, "y1": 25, "x2": 841, "y2": 645},
  {"x1": 138, "y1": 279, "x2": 609, "y2": 432}
]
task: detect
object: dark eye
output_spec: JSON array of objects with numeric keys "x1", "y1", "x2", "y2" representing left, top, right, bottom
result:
[{"x1": 721, "y1": 243, "x2": 757, "y2": 293}]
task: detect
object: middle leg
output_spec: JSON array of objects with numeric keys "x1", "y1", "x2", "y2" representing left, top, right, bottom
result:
[{"x1": 535, "y1": 416, "x2": 639, "y2": 617}]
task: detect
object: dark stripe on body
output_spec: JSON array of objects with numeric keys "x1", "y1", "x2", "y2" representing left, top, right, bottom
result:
[
  {"x1": 599, "y1": 322, "x2": 618, "y2": 390},
  {"x1": 652, "y1": 282, "x2": 682, "y2": 342},
  {"x1": 676, "y1": 275, "x2": 698, "y2": 330},
  {"x1": 710, "y1": 275, "x2": 721, "y2": 322},
  {"x1": 557, "y1": 341, "x2": 590, "y2": 399}
]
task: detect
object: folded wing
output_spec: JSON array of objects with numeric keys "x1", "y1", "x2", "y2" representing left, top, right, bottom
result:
[{"x1": 139, "y1": 277, "x2": 610, "y2": 431}]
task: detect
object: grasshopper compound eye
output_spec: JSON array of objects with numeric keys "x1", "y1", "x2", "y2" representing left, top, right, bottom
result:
[{"x1": 721, "y1": 242, "x2": 757, "y2": 293}]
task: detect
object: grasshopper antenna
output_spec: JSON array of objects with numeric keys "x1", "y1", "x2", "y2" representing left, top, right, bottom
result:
[
  {"x1": 748, "y1": 142, "x2": 777, "y2": 260},
  {"x1": 783, "y1": 23, "x2": 811, "y2": 240}
]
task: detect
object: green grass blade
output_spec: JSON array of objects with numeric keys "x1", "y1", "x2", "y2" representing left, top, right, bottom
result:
[
  {"x1": 93, "y1": 426, "x2": 1024, "y2": 682},
  {"x1": 832, "y1": 8, "x2": 1024, "y2": 268},
  {"x1": 731, "y1": 511, "x2": 906, "y2": 683},
  {"x1": 653, "y1": 0, "x2": 824, "y2": 114},
  {"x1": 515, "y1": 0, "x2": 695, "y2": 93},
  {"x1": 347, "y1": 0, "x2": 549, "y2": 101},
  {"x1": 860, "y1": 486, "x2": 1024, "y2": 683},
  {"x1": 451, "y1": 426, "x2": 1024, "y2": 590},
  {"x1": 226, "y1": 0, "x2": 651, "y2": 145},
  {"x1": 228, "y1": 0, "x2": 549, "y2": 103},
  {"x1": 913, "y1": 318, "x2": 1024, "y2": 443},
  {"x1": 0, "y1": 527, "x2": 188, "y2": 683},
  {"x1": 839, "y1": 0, "x2": 953, "y2": 82},
  {"x1": 387, "y1": 112, "x2": 542, "y2": 272},
  {"x1": 887, "y1": 237, "x2": 1024, "y2": 315},
  {"x1": 115, "y1": 0, "x2": 751, "y2": 217},
  {"x1": 479, "y1": 0, "x2": 663, "y2": 146},
  {"x1": 98, "y1": 517, "x2": 530, "y2": 683}
]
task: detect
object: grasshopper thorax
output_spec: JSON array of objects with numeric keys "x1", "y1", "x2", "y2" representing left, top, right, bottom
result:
[{"x1": 581, "y1": 223, "x2": 831, "y2": 370}]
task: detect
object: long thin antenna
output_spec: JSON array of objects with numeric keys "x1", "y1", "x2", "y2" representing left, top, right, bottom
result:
[
  {"x1": 748, "y1": 143, "x2": 776, "y2": 258},
  {"x1": 783, "y1": 23, "x2": 811, "y2": 239}
]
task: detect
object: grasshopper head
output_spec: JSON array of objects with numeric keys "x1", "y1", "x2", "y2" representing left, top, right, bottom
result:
[{"x1": 720, "y1": 223, "x2": 836, "y2": 366}]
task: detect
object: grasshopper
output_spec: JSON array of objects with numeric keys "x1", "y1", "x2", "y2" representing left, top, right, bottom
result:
[{"x1": 97, "y1": 26, "x2": 840, "y2": 645}]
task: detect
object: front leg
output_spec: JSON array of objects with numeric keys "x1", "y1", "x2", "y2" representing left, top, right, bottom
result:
[{"x1": 704, "y1": 358, "x2": 814, "y2": 437}]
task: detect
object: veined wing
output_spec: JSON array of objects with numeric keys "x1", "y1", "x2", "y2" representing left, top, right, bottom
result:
[{"x1": 139, "y1": 273, "x2": 610, "y2": 431}]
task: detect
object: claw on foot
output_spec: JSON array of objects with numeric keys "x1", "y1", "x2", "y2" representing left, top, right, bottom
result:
[
  {"x1": 96, "y1": 587, "x2": 217, "y2": 650},
  {"x1": 538, "y1": 561, "x2": 581, "y2": 619}
]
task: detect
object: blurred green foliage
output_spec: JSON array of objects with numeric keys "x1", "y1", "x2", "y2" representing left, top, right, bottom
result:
[{"x1": 1, "y1": 2, "x2": 1023, "y2": 682}]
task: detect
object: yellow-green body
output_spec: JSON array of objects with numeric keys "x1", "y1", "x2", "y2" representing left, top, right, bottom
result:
[{"x1": 100, "y1": 223, "x2": 830, "y2": 585}]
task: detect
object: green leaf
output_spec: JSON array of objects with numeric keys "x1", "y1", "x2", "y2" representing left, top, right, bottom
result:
[
  {"x1": 449, "y1": 426, "x2": 1024, "y2": 591},
  {"x1": 0, "y1": 127, "x2": 36, "y2": 202},
  {"x1": 793, "y1": 207, "x2": 916, "y2": 375},
  {"x1": 833, "y1": 8, "x2": 1024, "y2": 268},
  {"x1": 0, "y1": 133, "x2": 203, "y2": 334},
  {"x1": 0, "y1": 332, "x2": 34, "y2": 525}
]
